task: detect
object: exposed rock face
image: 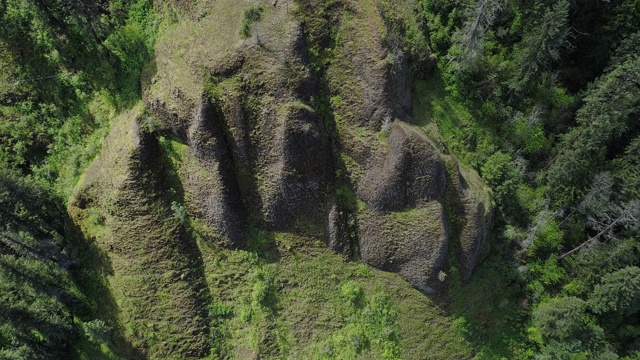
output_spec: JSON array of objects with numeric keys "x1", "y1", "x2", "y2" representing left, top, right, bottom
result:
[
  {"x1": 349, "y1": 30, "x2": 412, "y2": 129},
  {"x1": 357, "y1": 123, "x2": 449, "y2": 292},
  {"x1": 146, "y1": 20, "x2": 333, "y2": 238},
  {"x1": 186, "y1": 97, "x2": 247, "y2": 247},
  {"x1": 359, "y1": 202, "x2": 449, "y2": 293},
  {"x1": 334, "y1": 1, "x2": 413, "y2": 130},
  {"x1": 66, "y1": 2, "x2": 495, "y2": 358},
  {"x1": 450, "y1": 160, "x2": 494, "y2": 282},
  {"x1": 141, "y1": 1, "x2": 493, "y2": 288},
  {"x1": 354, "y1": 123, "x2": 493, "y2": 289},
  {"x1": 359, "y1": 123, "x2": 446, "y2": 212},
  {"x1": 72, "y1": 12, "x2": 493, "y2": 358},
  {"x1": 327, "y1": 202, "x2": 353, "y2": 256},
  {"x1": 264, "y1": 102, "x2": 332, "y2": 229}
]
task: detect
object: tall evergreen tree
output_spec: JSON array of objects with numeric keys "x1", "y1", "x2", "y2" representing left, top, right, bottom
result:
[
  {"x1": 451, "y1": 0, "x2": 504, "y2": 66},
  {"x1": 546, "y1": 54, "x2": 640, "y2": 205},
  {"x1": 510, "y1": 0, "x2": 571, "y2": 95}
]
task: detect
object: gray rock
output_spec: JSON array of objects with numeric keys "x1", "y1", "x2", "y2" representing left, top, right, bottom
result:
[
  {"x1": 450, "y1": 161, "x2": 494, "y2": 283},
  {"x1": 357, "y1": 122, "x2": 449, "y2": 291},
  {"x1": 186, "y1": 97, "x2": 248, "y2": 247},
  {"x1": 359, "y1": 201, "x2": 449, "y2": 293},
  {"x1": 359, "y1": 122, "x2": 446, "y2": 213}
]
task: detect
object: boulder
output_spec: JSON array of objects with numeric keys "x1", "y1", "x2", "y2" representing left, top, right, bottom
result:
[{"x1": 359, "y1": 202, "x2": 448, "y2": 293}]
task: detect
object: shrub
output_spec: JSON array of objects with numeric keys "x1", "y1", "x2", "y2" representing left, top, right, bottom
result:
[
  {"x1": 481, "y1": 151, "x2": 522, "y2": 218},
  {"x1": 250, "y1": 266, "x2": 275, "y2": 308},
  {"x1": 171, "y1": 201, "x2": 187, "y2": 223},
  {"x1": 356, "y1": 264, "x2": 372, "y2": 278},
  {"x1": 240, "y1": 5, "x2": 264, "y2": 38},
  {"x1": 341, "y1": 280, "x2": 365, "y2": 309},
  {"x1": 81, "y1": 320, "x2": 112, "y2": 345}
]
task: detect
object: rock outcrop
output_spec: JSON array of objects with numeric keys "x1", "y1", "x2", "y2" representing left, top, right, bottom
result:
[
  {"x1": 185, "y1": 97, "x2": 248, "y2": 247},
  {"x1": 146, "y1": 19, "x2": 333, "y2": 237},
  {"x1": 68, "y1": 5, "x2": 496, "y2": 358},
  {"x1": 357, "y1": 123, "x2": 449, "y2": 292},
  {"x1": 450, "y1": 159, "x2": 494, "y2": 282},
  {"x1": 141, "y1": 0, "x2": 493, "y2": 289},
  {"x1": 359, "y1": 123, "x2": 446, "y2": 212},
  {"x1": 65, "y1": 1, "x2": 497, "y2": 357}
]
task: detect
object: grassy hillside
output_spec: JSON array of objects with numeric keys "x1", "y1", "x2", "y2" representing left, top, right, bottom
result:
[
  {"x1": 1, "y1": 0, "x2": 639, "y2": 359},
  {"x1": 61, "y1": 0, "x2": 505, "y2": 358}
]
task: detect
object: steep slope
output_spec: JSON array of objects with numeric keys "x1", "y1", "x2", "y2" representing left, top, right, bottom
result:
[
  {"x1": 358, "y1": 122, "x2": 449, "y2": 293},
  {"x1": 69, "y1": 106, "x2": 211, "y2": 358},
  {"x1": 146, "y1": 0, "x2": 334, "y2": 239},
  {"x1": 66, "y1": 0, "x2": 495, "y2": 358},
  {"x1": 143, "y1": 0, "x2": 493, "y2": 289}
]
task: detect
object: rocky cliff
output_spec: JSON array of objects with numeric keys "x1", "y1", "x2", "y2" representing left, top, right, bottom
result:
[{"x1": 68, "y1": 0, "x2": 493, "y2": 357}]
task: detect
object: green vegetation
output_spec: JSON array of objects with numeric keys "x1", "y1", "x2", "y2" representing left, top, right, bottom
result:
[
  {"x1": 0, "y1": 0, "x2": 158, "y2": 196},
  {"x1": 411, "y1": 71, "x2": 496, "y2": 168},
  {"x1": 0, "y1": 169, "x2": 123, "y2": 359},
  {"x1": 155, "y1": 133, "x2": 454, "y2": 359},
  {"x1": 416, "y1": 0, "x2": 640, "y2": 357},
  {"x1": 240, "y1": 5, "x2": 264, "y2": 38},
  {"x1": 1, "y1": 0, "x2": 639, "y2": 359},
  {"x1": 0, "y1": 169, "x2": 70, "y2": 358},
  {"x1": 0, "y1": 1, "x2": 165, "y2": 358}
]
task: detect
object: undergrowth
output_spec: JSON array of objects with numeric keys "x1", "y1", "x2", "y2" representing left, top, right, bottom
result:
[{"x1": 412, "y1": 70, "x2": 497, "y2": 171}]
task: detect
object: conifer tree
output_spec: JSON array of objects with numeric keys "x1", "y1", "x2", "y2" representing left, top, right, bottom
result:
[{"x1": 510, "y1": 0, "x2": 571, "y2": 95}]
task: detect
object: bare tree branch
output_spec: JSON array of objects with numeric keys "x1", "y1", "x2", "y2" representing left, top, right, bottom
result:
[{"x1": 560, "y1": 200, "x2": 640, "y2": 259}]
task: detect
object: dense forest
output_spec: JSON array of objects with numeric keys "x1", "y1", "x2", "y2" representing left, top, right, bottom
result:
[{"x1": 0, "y1": 0, "x2": 639, "y2": 359}]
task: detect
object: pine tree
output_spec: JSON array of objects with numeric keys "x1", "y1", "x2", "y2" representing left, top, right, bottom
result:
[
  {"x1": 451, "y1": 0, "x2": 504, "y2": 67},
  {"x1": 510, "y1": 0, "x2": 571, "y2": 95},
  {"x1": 589, "y1": 266, "x2": 640, "y2": 316},
  {"x1": 546, "y1": 53, "x2": 640, "y2": 206}
]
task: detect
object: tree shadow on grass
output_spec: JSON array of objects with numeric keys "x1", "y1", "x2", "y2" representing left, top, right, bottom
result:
[
  {"x1": 65, "y1": 215, "x2": 146, "y2": 360},
  {"x1": 430, "y1": 253, "x2": 529, "y2": 359}
]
